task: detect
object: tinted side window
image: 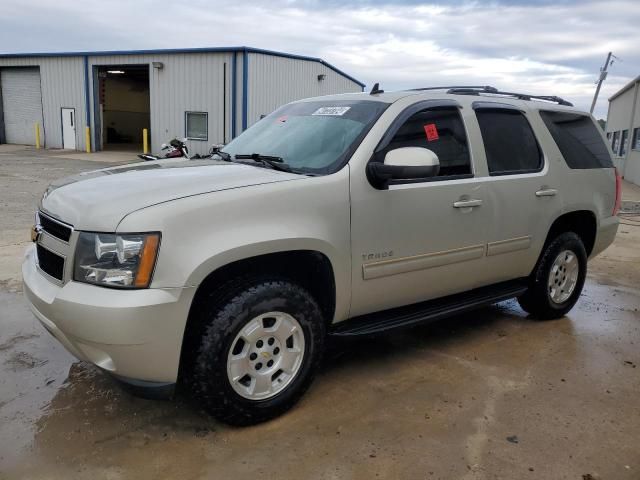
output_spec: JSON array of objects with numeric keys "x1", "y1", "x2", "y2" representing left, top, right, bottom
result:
[
  {"x1": 385, "y1": 107, "x2": 471, "y2": 177},
  {"x1": 476, "y1": 109, "x2": 542, "y2": 175},
  {"x1": 540, "y1": 111, "x2": 614, "y2": 168}
]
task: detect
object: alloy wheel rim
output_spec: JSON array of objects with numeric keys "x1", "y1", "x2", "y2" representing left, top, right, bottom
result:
[
  {"x1": 226, "y1": 311, "x2": 305, "y2": 400},
  {"x1": 547, "y1": 249, "x2": 580, "y2": 304}
]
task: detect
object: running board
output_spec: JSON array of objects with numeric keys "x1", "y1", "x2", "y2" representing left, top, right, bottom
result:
[{"x1": 330, "y1": 279, "x2": 528, "y2": 337}]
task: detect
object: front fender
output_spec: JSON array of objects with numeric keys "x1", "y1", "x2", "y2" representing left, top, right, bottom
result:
[{"x1": 117, "y1": 167, "x2": 352, "y2": 321}]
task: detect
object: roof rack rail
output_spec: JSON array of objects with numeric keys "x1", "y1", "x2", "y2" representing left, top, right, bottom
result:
[
  {"x1": 444, "y1": 85, "x2": 574, "y2": 107},
  {"x1": 408, "y1": 85, "x2": 573, "y2": 107},
  {"x1": 409, "y1": 85, "x2": 498, "y2": 93}
]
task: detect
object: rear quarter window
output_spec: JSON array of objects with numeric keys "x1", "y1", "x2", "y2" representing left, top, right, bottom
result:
[{"x1": 539, "y1": 111, "x2": 613, "y2": 169}]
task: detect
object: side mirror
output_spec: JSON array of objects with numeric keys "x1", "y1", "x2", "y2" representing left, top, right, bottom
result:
[{"x1": 367, "y1": 147, "x2": 440, "y2": 189}]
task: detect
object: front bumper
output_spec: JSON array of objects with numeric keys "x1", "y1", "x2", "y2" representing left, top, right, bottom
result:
[{"x1": 22, "y1": 245, "x2": 196, "y2": 383}]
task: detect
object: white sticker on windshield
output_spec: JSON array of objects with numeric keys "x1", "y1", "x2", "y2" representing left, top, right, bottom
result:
[{"x1": 311, "y1": 106, "x2": 351, "y2": 116}]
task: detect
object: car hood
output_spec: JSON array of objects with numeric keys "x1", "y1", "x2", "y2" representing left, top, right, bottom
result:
[{"x1": 40, "y1": 159, "x2": 303, "y2": 231}]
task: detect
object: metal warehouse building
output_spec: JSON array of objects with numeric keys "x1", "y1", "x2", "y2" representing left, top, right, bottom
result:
[
  {"x1": 0, "y1": 47, "x2": 364, "y2": 155},
  {"x1": 606, "y1": 75, "x2": 640, "y2": 187}
]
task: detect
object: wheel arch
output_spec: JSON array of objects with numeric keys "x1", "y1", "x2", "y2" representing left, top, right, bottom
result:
[
  {"x1": 178, "y1": 248, "x2": 338, "y2": 383},
  {"x1": 544, "y1": 209, "x2": 598, "y2": 257}
]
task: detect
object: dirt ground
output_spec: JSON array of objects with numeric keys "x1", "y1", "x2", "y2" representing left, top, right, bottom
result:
[{"x1": 1, "y1": 147, "x2": 639, "y2": 480}]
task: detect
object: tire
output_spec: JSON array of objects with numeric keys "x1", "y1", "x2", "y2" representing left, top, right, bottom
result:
[
  {"x1": 518, "y1": 232, "x2": 587, "y2": 320},
  {"x1": 188, "y1": 278, "x2": 325, "y2": 425}
]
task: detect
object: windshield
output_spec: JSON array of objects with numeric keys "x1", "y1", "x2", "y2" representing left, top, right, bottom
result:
[{"x1": 221, "y1": 100, "x2": 388, "y2": 175}]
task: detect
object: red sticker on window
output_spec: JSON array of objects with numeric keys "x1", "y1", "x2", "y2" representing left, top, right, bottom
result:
[{"x1": 424, "y1": 123, "x2": 439, "y2": 141}]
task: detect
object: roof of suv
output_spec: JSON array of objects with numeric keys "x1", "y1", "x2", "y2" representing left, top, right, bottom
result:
[{"x1": 299, "y1": 87, "x2": 584, "y2": 114}]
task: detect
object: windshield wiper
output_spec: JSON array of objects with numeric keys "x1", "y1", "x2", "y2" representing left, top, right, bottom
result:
[
  {"x1": 234, "y1": 153, "x2": 292, "y2": 172},
  {"x1": 214, "y1": 150, "x2": 232, "y2": 161}
]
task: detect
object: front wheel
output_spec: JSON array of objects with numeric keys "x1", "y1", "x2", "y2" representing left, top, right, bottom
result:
[
  {"x1": 518, "y1": 232, "x2": 587, "y2": 320},
  {"x1": 189, "y1": 279, "x2": 325, "y2": 425}
]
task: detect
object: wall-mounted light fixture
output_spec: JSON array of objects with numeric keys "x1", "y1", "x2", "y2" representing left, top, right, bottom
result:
[
  {"x1": 317, "y1": 74, "x2": 326, "y2": 81},
  {"x1": 152, "y1": 62, "x2": 164, "y2": 70}
]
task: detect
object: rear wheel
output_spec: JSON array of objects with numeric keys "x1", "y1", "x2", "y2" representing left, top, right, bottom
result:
[
  {"x1": 189, "y1": 278, "x2": 325, "y2": 425},
  {"x1": 518, "y1": 232, "x2": 587, "y2": 320}
]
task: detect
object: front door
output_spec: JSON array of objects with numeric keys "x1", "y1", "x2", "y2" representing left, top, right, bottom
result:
[
  {"x1": 61, "y1": 108, "x2": 76, "y2": 150},
  {"x1": 349, "y1": 103, "x2": 491, "y2": 318}
]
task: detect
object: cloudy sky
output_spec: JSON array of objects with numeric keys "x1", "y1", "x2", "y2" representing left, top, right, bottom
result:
[{"x1": 2, "y1": 0, "x2": 638, "y2": 117}]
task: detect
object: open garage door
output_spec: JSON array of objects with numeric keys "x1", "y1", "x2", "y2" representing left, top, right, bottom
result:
[
  {"x1": 0, "y1": 67, "x2": 44, "y2": 146},
  {"x1": 96, "y1": 65, "x2": 150, "y2": 152}
]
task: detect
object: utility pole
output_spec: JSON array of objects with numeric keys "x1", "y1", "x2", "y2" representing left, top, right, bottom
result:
[{"x1": 590, "y1": 51, "x2": 614, "y2": 114}]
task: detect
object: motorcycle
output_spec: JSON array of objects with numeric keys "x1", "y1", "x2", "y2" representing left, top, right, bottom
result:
[{"x1": 138, "y1": 138, "x2": 189, "y2": 161}]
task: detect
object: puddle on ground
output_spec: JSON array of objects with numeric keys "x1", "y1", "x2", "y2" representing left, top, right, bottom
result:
[{"x1": 1, "y1": 276, "x2": 639, "y2": 479}]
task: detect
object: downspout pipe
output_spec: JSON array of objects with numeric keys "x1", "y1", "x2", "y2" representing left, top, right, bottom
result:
[
  {"x1": 242, "y1": 48, "x2": 248, "y2": 132},
  {"x1": 624, "y1": 80, "x2": 640, "y2": 178},
  {"x1": 83, "y1": 56, "x2": 91, "y2": 151}
]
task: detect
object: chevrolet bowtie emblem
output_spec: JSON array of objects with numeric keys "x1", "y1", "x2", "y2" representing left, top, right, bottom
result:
[{"x1": 31, "y1": 224, "x2": 43, "y2": 243}]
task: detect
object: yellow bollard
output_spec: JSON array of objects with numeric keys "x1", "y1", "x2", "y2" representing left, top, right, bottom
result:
[
  {"x1": 35, "y1": 123, "x2": 41, "y2": 149},
  {"x1": 85, "y1": 127, "x2": 91, "y2": 153},
  {"x1": 143, "y1": 128, "x2": 149, "y2": 154}
]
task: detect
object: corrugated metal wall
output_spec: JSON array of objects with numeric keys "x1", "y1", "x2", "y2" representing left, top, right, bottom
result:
[
  {"x1": 0, "y1": 57, "x2": 86, "y2": 150},
  {"x1": 0, "y1": 50, "x2": 362, "y2": 154},
  {"x1": 247, "y1": 53, "x2": 362, "y2": 128},
  {"x1": 607, "y1": 85, "x2": 640, "y2": 183},
  {"x1": 607, "y1": 88, "x2": 636, "y2": 172},
  {"x1": 89, "y1": 52, "x2": 233, "y2": 156}
]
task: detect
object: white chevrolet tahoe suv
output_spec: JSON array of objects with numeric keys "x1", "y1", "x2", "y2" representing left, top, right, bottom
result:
[{"x1": 23, "y1": 85, "x2": 620, "y2": 425}]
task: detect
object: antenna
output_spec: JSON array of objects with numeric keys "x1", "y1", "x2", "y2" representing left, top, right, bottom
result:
[{"x1": 370, "y1": 83, "x2": 384, "y2": 95}]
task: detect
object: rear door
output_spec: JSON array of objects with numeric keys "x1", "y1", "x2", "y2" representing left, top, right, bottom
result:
[{"x1": 472, "y1": 102, "x2": 560, "y2": 284}]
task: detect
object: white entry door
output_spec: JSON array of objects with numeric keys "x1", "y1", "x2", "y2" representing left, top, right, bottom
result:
[{"x1": 61, "y1": 108, "x2": 76, "y2": 149}]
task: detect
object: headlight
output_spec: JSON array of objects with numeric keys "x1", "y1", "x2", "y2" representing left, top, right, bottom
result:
[{"x1": 73, "y1": 232, "x2": 160, "y2": 288}]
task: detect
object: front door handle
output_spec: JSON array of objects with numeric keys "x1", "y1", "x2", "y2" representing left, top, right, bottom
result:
[
  {"x1": 535, "y1": 188, "x2": 558, "y2": 197},
  {"x1": 453, "y1": 199, "x2": 483, "y2": 208}
]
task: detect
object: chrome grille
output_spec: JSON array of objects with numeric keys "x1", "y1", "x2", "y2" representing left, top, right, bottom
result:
[
  {"x1": 38, "y1": 212, "x2": 72, "y2": 242},
  {"x1": 35, "y1": 211, "x2": 74, "y2": 284},
  {"x1": 36, "y1": 244, "x2": 65, "y2": 281}
]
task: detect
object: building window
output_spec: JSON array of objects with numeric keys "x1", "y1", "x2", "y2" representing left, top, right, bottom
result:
[
  {"x1": 476, "y1": 109, "x2": 542, "y2": 175},
  {"x1": 186, "y1": 112, "x2": 208, "y2": 140},
  {"x1": 611, "y1": 131, "x2": 620, "y2": 155},
  {"x1": 633, "y1": 128, "x2": 640, "y2": 151},
  {"x1": 620, "y1": 129, "x2": 629, "y2": 156}
]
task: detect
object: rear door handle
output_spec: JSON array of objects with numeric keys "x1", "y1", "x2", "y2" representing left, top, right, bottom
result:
[
  {"x1": 535, "y1": 189, "x2": 558, "y2": 197},
  {"x1": 453, "y1": 199, "x2": 483, "y2": 208}
]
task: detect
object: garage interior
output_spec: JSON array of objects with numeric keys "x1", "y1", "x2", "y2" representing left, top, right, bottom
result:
[{"x1": 96, "y1": 65, "x2": 150, "y2": 151}]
